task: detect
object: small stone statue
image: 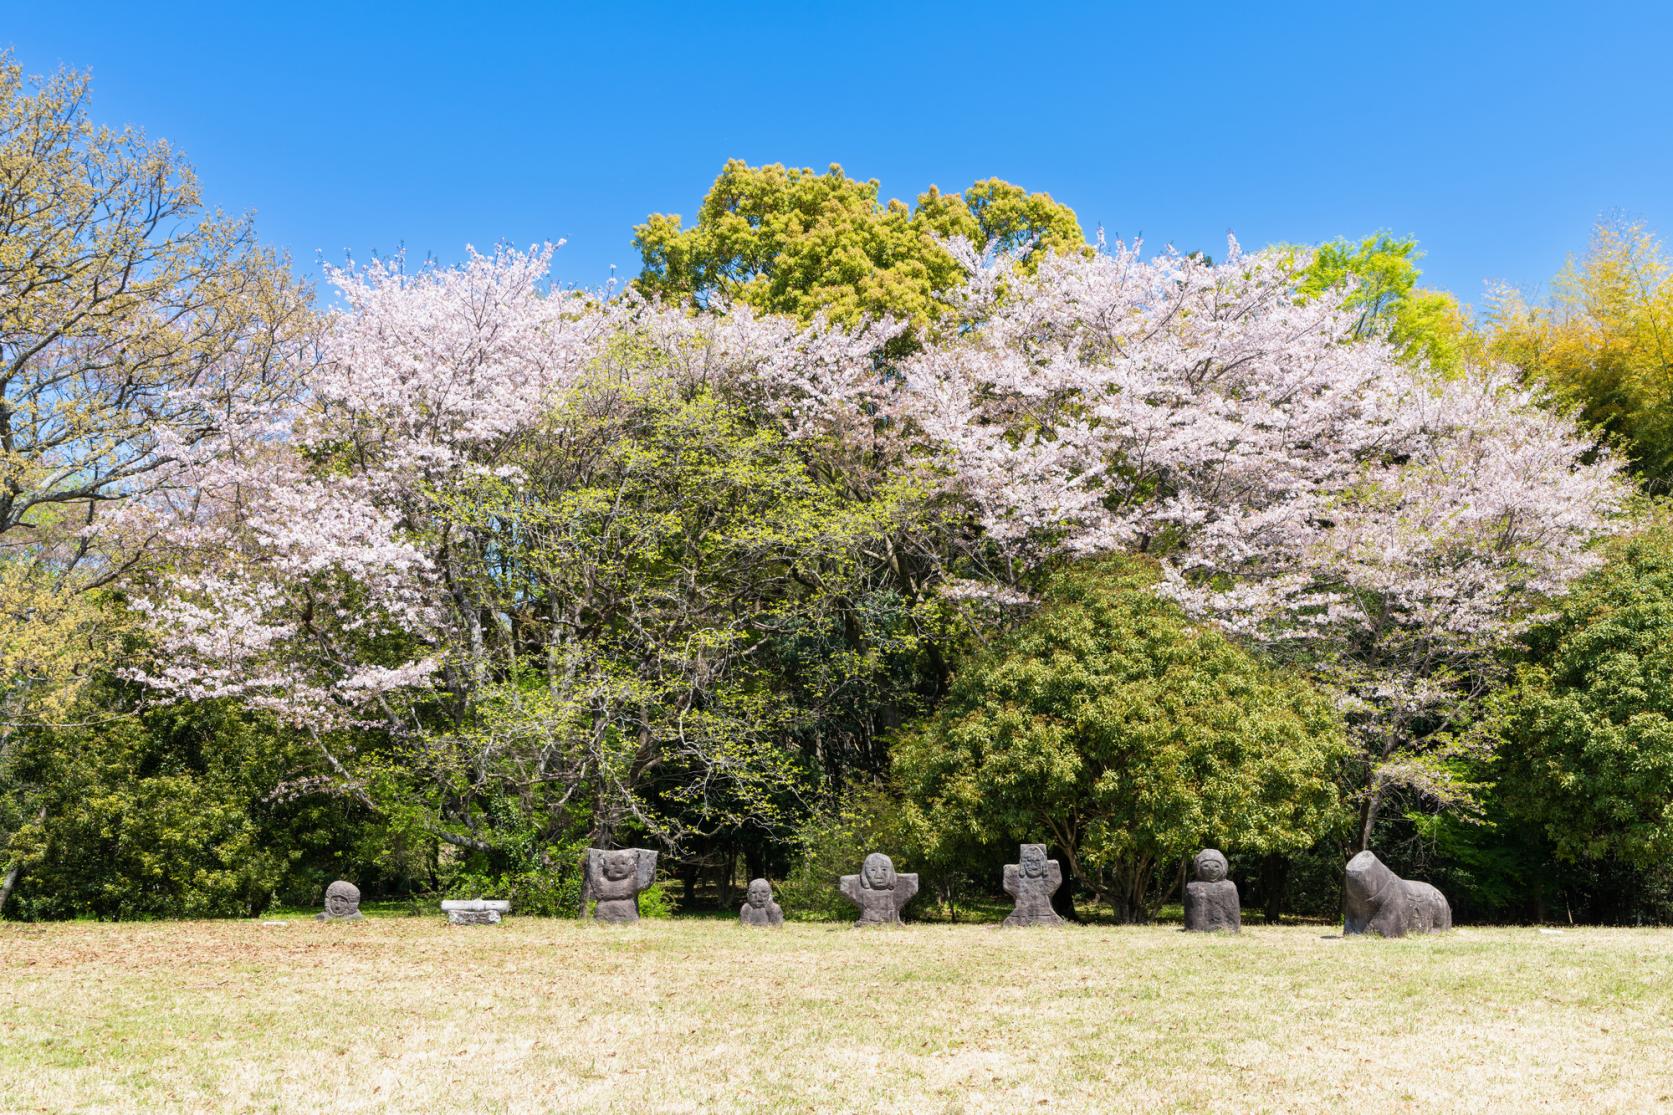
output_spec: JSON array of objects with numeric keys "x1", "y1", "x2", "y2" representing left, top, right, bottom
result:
[
  {"x1": 1002, "y1": 844, "x2": 1064, "y2": 926},
  {"x1": 839, "y1": 852, "x2": 919, "y2": 927},
  {"x1": 1343, "y1": 850, "x2": 1452, "y2": 937},
  {"x1": 585, "y1": 847, "x2": 659, "y2": 924},
  {"x1": 315, "y1": 880, "x2": 365, "y2": 922},
  {"x1": 441, "y1": 898, "x2": 510, "y2": 925},
  {"x1": 1183, "y1": 849, "x2": 1240, "y2": 933},
  {"x1": 739, "y1": 878, "x2": 784, "y2": 927}
]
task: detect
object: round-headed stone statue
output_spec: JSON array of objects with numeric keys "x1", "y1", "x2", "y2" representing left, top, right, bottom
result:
[
  {"x1": 585, "y1": 847, "x2": 659, "y2": 924},
  {"x1": 1183, "y1": 849, "x2": 1240, "y2": 933},
  {"x1": 739, "y1": 878, "x2": 784, "y2": 927},
  {"x1": 1002, "y1": 843, "x2": 1064, "y2": 926},
  {"x1": 1343, "y1": 850, "x2": 1452, "y2": 937},
  {"x1": 839, "y1": 852, "x2": 919, "y2": 927},
  {"x1": 316, "y1": 880, "x2": 364, "y2": 922}
]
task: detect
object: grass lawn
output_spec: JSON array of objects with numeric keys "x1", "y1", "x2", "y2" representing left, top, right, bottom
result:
[{"x1": 3, "y1": 917, "x2": 1669, "y2": 1113}]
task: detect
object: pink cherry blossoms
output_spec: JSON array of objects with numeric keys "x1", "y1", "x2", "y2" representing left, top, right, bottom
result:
[
  {"x1": 133, "y1": 245, "x2": 899, "y2": 727},
  {"x1": 898, "y1": 236, "x2": 1629, "y2": 817}
]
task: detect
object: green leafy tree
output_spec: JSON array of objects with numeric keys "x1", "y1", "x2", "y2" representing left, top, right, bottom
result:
[
  {"x1": 4, "y1": 695, "x2": 372, "y2": 920},
  {"x1": 1295, "y1": 233, "x2": 1473, "y2": 374},
  {"x1": 633, "y1": 160, "x2": 1085, "y2": 351},
  {"x1": 1489, "y1": 220, "x2": 1673, "y2": 491},
  {"x1": 1492, "y1": 522, "x2": 1673, "y2": 865},
  {"x1": 893, "y1": 559, "x2": 1348, "y2": 922}
]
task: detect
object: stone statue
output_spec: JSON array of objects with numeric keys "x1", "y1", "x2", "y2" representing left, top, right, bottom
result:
[
  {"x1": 1183, "y1": 849, "x2": 1240, "y2": 933},
  {"x1": 1002, "y1": 844, "x2": 1064, "y2": 926},
  {"x1": 585, "y1": 847, "x2": 659, "y2": 924},
  {"x1": 440, "y1": 898, "x2": 510, "y2": 925},
  {"x1": 739, "y1": 878, "x2": 784, "y2": 927},
  {"x1": 1343, "y1": 850, "x2": 1452, "y2": 937},
  {"x1": 315, "y1": 880, "x2": 365, "y2": 922},
  {"x1": 839, "y1": 852, "x2": 919, "y2": 926}
]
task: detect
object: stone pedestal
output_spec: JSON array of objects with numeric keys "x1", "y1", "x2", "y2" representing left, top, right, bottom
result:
[{"x1": 441, "y1": 898, "x2": 510, "y2": 925}]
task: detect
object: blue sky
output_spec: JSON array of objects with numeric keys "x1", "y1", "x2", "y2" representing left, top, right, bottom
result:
[{"x1": 6, "y1": 2, "x2": 1671, "y2": 309}]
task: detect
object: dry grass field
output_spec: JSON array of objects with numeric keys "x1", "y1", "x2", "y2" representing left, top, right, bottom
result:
[{"x1": 3, "y1": 917, "x2": 1671, "y2": 1113}]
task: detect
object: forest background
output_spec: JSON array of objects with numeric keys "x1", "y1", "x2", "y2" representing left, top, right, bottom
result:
[{"x1": 6, "y1": 5, "x2": 1673, "y2": 925}]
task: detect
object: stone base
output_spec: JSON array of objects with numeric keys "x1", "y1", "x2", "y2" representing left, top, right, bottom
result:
[
  {"x1": 314, "y1": 911, "x2": 365, "y2": 923},
  {"x1": 446, "y1": 909, "x2": 502, "y2": 926}
]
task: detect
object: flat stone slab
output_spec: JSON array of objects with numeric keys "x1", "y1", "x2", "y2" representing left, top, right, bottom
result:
[{"x1": 441, "y1": 898, "x2": 511, "y2": 925}]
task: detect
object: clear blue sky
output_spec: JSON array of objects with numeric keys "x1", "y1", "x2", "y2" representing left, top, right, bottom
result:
[{"x1": 6, "y1": 1, "x2": 1671, "y2": 308}]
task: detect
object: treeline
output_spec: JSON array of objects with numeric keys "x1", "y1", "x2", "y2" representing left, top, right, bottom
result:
[{"x1": 4, "y1": 63, "x2": 1673, "y2": 924}]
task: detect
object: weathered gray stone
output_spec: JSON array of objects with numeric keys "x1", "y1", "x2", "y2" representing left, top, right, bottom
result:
[
  {"x1": 315, "y1": 879, "x2": 365, "y2": 922},
  {"x1": 1343, "y1": 850, "x2": 1452, "y2": 937},
  {"x1": 441, "y1": 898, "x2": 510, "y2": 925},
  {"x1": 839, "y1": 852, "x2": 918, "y2": 927},
  {"x1": 739, "y1": 878, "x2": 784, "y2": 927},
  {"x1": 1002, "y1": 844, "x2": 1064, "y2": 927},
  {"x1": 1183, "y1": 849, "x2": 1240, "y2": 933},
  {"x1": 585, "y1": 848, "x2": 658, "y2": 924}
]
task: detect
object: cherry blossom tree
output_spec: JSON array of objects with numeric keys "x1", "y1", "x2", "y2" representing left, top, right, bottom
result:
[
  {"x1": 900, "y1": 238, "x2": 1631, "y2": 847},
  {"x1": 132, "y1": 245, "x2": 919, "y2": 871}
]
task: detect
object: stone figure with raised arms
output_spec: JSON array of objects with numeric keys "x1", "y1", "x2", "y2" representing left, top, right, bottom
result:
[
  {"x1": 839, "y1": 852, "x2": 919, "y2": 926},
  {"x1": 586, "y1": 847, "x2": 659, "y2": 924},
  {"x1": 1002, "y1": 844, "x2": 1064, "y2": 926}
]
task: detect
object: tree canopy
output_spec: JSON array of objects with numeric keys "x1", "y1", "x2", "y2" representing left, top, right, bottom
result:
[
  {"x1": 894, "y1": 559, "x2": 1348, "y2": 922},
  {"x1": 632, "y1": 160, "x2": 1085, "y2": 350},
  {"x1": 1488, "y1": 220, "x2": 1673, "y2": 492},
  {"x1": 1493, "y1": 523, "x2": 1673, "y2": 864}
]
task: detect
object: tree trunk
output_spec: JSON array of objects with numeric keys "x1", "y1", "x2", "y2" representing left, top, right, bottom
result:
[
  {"x1": 1355, "y1": 786, "x2": 1382, "y2": 852},
  {"x1": 1260, "y1": 853, "x2": 1289, "y2": 925},
  {"x1": 681, "y1": 863, "x2": 697, "y2": 907},
  {"x1": 1049, "y1": 852, "x2": 1081, "y2": 922},
  {"x1": 0, "y1": 807, "x2": 45, "y2": 918}
]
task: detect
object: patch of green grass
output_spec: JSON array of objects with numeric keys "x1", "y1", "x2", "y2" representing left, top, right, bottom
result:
[{"x1": 3, "y1": 920, "x2": 1670, "y2": 1112}]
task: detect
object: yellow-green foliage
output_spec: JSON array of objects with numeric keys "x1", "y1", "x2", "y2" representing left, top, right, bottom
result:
[
  {"x1": 633, "y1": 160, "x2": 1085, "y2": 350},
  {"x1": 1489, "y1": 220, "x2": 1673, "y2": 490},
  {"x1": 1294, "y1": 233, "x2": 1475, "y2": 375}
]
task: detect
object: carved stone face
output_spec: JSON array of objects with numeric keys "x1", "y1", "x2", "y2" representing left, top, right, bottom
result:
[
  {"x1": 324, "y1": 880, "x2": 360, "y2": 916},
  {"x1": 601, "y1": 851, "x2": 636, "y2": 882},
  {"x1": 747, "y1": 879, "x2": 771, "y2": 908},
  {"x1": 1021, "y1": 845, "x2": 1048, "y2": 879},
  {"x1": 1194, "y1": 849, "x2": 1228, "y2": 883},
  {"x1": 861, "y1": 853, "x2": 896, "y2": 891}
]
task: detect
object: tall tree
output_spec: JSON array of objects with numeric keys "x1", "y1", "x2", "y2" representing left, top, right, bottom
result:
[
  {"x1": 633, "y1": 160, "x2": 1085, "y2": 352},
  {"x1": 895, "y1": 558, "x2": 1347, "y2": 923},
  {"x1": 1488, "y1": 219, "x2": 1673, "y2": 491},
  {"x1": 898, "y1": 237, "x2": 1628, "y2": 851},
  {"x1": 1294, "y1": 233, "x2": 1474, "y2": 375},
  {"x1": 132, "y1": 247, "x2": 959, "y2": 892},
  {"x1": 0, "y1": 58, "x2": 309, "y2": 913}
]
